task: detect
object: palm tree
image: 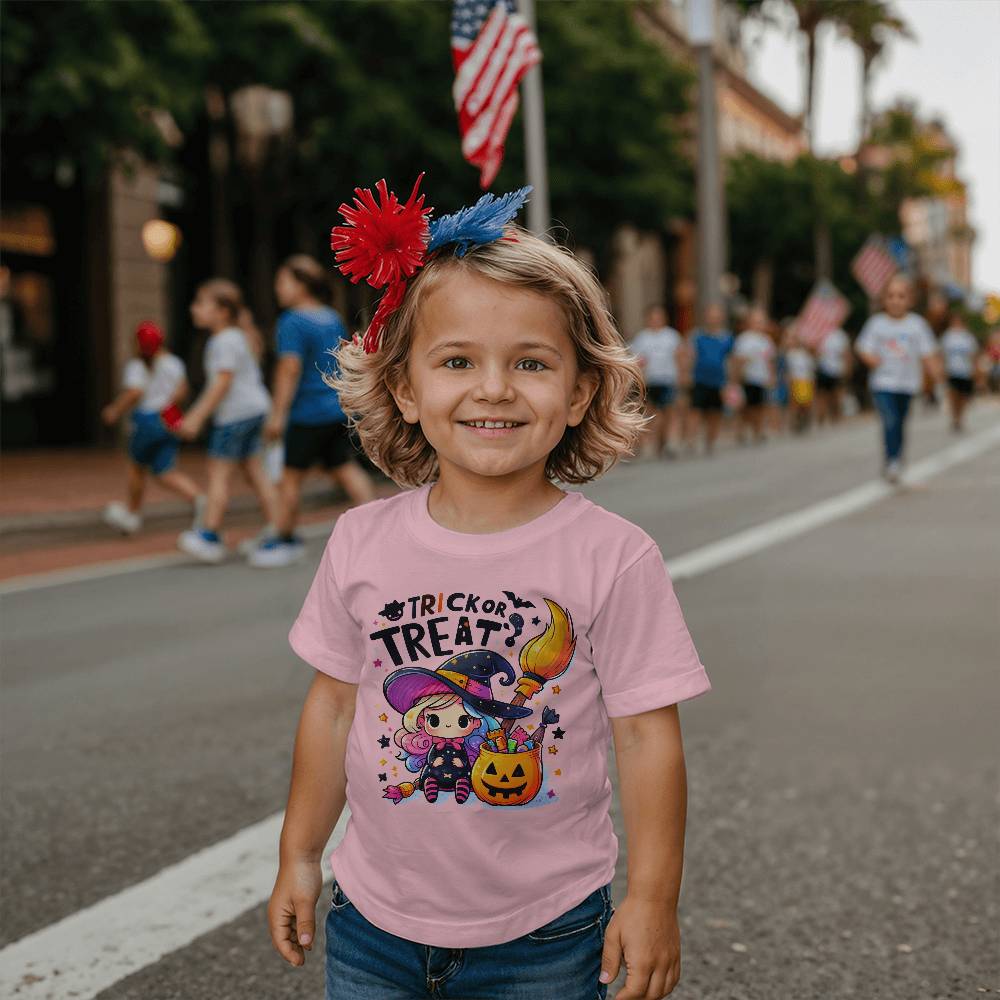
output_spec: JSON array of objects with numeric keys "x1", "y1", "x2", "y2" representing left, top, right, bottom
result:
[{"x1": 838, "y1": 1, "x2": 912, "y2": 144}]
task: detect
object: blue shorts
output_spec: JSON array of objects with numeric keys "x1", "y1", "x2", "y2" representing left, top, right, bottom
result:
[
  {"x1": 645, "y1": 383, "x2": 677, "y2": 408},
  {"x1": 207, "y1": 414, "x2": 264, "y2": 461},
  {"x1": 324, "y1": 879, "x2": 613, "y2": 1000},
  {"x1": 127, "y1": 411, "x2": 178, "y2": 475}
]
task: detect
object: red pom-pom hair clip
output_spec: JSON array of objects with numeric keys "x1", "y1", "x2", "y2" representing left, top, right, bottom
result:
[{"x1": 331, "y1": 174, "x2": 432, "y2": 354}]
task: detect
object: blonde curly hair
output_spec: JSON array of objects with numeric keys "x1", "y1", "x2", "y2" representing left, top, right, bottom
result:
[{"x1": 327, "y1": 225, "x2": 647, "y2": 488}]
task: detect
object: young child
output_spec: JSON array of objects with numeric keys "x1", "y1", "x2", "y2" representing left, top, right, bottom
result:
[
  {"x1": 176, "y1": 279, "x2": 278, "y2": 563},
  {"x1": 250, "y1": 255, "x2": 377, "y2": 569},
  {"x1": 814, "y1": 325, "x2": 852, "y2": 426},
  {"x1": 684, "y1": 302, "x2": 734, "y2": 456},
  {"x1": 939, "y1": 309, "x2": 980, "y2": 433},
  {"x1": 732, "y1": 305, "x2": 775, "y2": 445},
  {"x1": 856, "y1": 275, "x2": 941, "y2": 482},
  {"x1": 267, "y1": 178, "x2": 712, "y2": 1000},
  {"x1": 101, "y1": 320, "x2": 203, "y2": 534},
  {"x1": 785, "y1": 327, "x2": 817, "y2": 435},
  {"x1": 630, "y1": 304, "x2": 683, "y2": 459}
]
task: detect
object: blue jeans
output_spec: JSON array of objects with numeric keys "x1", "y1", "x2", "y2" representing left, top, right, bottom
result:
[
  {"x1": 872, "y1": 390, "x2": 913, "y2": 463},
  {"x1": 206, "y1": 414, "x2": 264, "y2": 461},
  {"x1": 325, "y1": 879, "x2": 614, "y2": 1000},
  {"x1": 128, "y1": 411, "x2": 179, "y2": 474}
]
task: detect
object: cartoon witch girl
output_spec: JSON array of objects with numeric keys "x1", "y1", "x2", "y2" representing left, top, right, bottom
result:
[{"x1": 382, "y1": 650, "x2": 532, "y2": 805}]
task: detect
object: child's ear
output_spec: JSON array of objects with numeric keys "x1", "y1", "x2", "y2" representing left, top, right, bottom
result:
[
  {"x1": 388, "y1": 373, "x2": 420, "y2": 425},
  {"x1": 566, "y1": 369, "x2": 600, "y2": 428}
]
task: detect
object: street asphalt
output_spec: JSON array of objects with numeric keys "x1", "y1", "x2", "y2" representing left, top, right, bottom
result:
[{"x1": 2, "y1": 400, "x2": 997, "y2": 999}]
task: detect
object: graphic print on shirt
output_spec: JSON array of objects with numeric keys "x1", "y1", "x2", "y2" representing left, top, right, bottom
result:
[{"x1": 373, "y1": 593, "x2": 576, "y2": 808}]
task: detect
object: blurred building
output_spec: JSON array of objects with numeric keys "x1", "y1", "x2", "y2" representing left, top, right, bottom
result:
[
  {"x1": 859, "y1": 115, "x2": 974, "y2": 293},
  {"x1": 1, "y1": 165, "x2": 178, "y2": 449},
  {"x1": 897, "y1": 123, "x2": 974, "y2": 291},
  {"x1": 609, "y1": 0, "x2": 806, "y2": 337}
]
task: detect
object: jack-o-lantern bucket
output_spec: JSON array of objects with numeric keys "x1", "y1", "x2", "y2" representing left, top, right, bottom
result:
[{"x1": 471, "y1": 745, "x2": 543, "y2": 806}]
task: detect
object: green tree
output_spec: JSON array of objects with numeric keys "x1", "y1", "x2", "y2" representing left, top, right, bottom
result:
[{"x1": 1, "y1": 0, "x2": 209, "y2": 183}]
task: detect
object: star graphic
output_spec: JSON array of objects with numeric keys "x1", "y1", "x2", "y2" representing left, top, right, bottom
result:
[
  {"x1": 378, "y1": 773, "x2": 387, "y2": 782},
  {"x1": 531, "y1": 616, "x2": 541, "y2": 625},
  {"x1": 378, "y1": 735, "x2": 391, "y2": 749},
  {"x1": 373, "y1": 658, "x2": 383, "y2": 668},
  {"x1": 547, "y1": 789, "x2": 556, "y2": 798},
  {"x1": 380, "y1": 758, "x2": 388, "y2": 766},
  {"x1": 378, "y1": 713, "x2": 388, "y2": 723},
  {"x1": 551, "y1": 685, "x2": 561, "y2": 695},
  {"x1": 547, "y1": 746, "x2": 558, "y2": 756},
  {"x1": 554, "y1": 769, "x2": 562, "y2": 776},
  {"x1": 553, "y1": 727, "x2": 565, "y2": 740}
]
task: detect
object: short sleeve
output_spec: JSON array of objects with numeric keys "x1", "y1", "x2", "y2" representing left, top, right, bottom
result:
[
  {"x1": 288, "y1": 517, "x2": 365, "y2": 683},
  {"x1": 123, "y1": 359, "x2": 147, "y2": 391},
  {"x1": 733, "y1": 335, "x2": 749, "y2": 358},
  {"x1": 277, "y1": 313, "x2": 306, "y2": 358},
  {"x1": 210, "y1": 331, "x2": 241, "y2": 373},
  {"x1": 916, "y1": 318, "x2": 937, "y2": 357},
  {"x1": 856, "y1": 318, "x2": 876, "y2": 354},
  {"x1": 590, "y1": 544, "x2": 711, "y2": 717}
]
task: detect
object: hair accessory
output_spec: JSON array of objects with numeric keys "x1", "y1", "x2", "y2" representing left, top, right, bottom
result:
[
  {"x1": 135, "y1": 320, "x2": 164, "y2": 359},
  {"x1": 331, "y1": 175, "x2": 531, "y2": 354}
]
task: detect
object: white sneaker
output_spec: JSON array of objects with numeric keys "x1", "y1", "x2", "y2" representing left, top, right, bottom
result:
[
  {"x1": 248, "y1": 536, "x2": 306, "y2": 568},
  {"x1": 177, "y1": 529, "x2": 227, "y2": 564},
  {"x1": 885, "y1": 460, "x2": 902, "y2": 485},
  {"x1": 237, "y1": 525, "x2": 277, "y2": 557},
  {"x1": 104, "y1": 501, "x2": 142, "y2": 535}
]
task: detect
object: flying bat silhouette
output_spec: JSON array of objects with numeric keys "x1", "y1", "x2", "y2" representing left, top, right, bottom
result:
[{"x1": 503, "y1": 590, "x2": 535, "y2": 609}]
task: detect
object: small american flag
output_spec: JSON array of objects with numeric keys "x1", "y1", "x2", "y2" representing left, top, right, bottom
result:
[
  {"x1": 451, "y1": 0, "x2": 541, "y2": 189},
  {"x1": 797, "y1": 280, "x2": 850, "y2": 349},
  {"x1": 851, "y1": 235, "x2": 898, "y2": 298}
]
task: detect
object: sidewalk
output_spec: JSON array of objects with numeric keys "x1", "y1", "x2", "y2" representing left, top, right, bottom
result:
[{"x1": 0, "y1": 446, "x2": 395, "y2": 581}]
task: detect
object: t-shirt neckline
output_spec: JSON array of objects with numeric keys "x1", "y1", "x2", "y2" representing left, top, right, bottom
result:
[{"x1": 406, "y1": 482, "x2": 588, "y2": 556}]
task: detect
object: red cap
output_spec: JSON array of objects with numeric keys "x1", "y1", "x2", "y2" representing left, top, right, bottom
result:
[{"x1": 136, "y1": 321, "x2": 164, "y2": 359}]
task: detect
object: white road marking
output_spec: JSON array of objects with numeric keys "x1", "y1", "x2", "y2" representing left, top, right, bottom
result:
[
  {"x1": 667, "y1": 420, "x2": 1000, "y2": 581},
  {"x1": 0, "y1": 812, "x2": 350, "y2": 1000},
  {"x1": 1, "y1": 420, "x2": 998, "y2": 998}
]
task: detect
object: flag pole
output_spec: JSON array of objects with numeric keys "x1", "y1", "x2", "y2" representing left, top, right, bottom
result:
[{"x1": 516, "y1": 0, "x2": 550, "y2": 237}]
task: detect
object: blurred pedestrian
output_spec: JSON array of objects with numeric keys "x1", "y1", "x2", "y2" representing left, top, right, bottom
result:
[
  {"x1": 176, "y1": 279, "x2": 279, "y2": 563},
  {"x1": 940, "y1": 309, "x2": 981, "y2": 434},
  {"x1": 684, "y1": 302, "x2": 734, "y2": 456},
  {"x1": 101, "y1": 321, "x2": 203, "y2": 535},
  {"x1": 855, "y1": 275, "x2": 941, "y2": 484},
  {"x1": 731, "y1": 305, "x2": 775, "y2": 445},
  {"x1": 814, "y1": 325, "x2": 852, "y2": 427},
  {"x1": 630, "y1": 304, "x2": 682, "y2": 458},
  {"x1": 250, "y1": 255, "x2": 376, "y2": 568},
  {"x1": 785, "y1": 327, "x2": 816, "y2": 435},
  {"x1": 987, "y1": 327, "x2": 1000, "y2": 394}
]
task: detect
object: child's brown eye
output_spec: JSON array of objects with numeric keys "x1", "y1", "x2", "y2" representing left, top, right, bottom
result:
[
  {"x1": 458, "y1": 714, "x2": 470, "y2": 728},
  {"x1": 427, "y1": 714, "x2": 440, "y2": 728}
]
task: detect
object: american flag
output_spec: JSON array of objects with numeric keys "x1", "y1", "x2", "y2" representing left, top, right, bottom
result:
[
  {"x1": 451, "y1": 0, "x2": 541, "y2": 189},
  {"x1": 797, "y1": 280, "x2": 850, "y2": 349},
  {"x1": 851, "y1": 235, "x2": 898, "y2": 298}
]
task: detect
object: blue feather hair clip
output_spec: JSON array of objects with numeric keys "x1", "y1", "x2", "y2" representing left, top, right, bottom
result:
[{"x1": 427, "y1": 186, "x2": 533, "y2": 258}]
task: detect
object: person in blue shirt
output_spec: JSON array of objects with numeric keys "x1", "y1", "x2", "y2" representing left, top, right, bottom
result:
[
  {"x1": 683, "y1": 302, "x2": 735, "y2": 456},
  {"x1": 251, "y1": 255, "x2": 376, "y2": 567}
]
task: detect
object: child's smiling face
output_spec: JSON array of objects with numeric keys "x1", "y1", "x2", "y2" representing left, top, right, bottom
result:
[
  {"x1": 421, "y1": 701, "x2": 478, "y2": 738},
  {"x1": 391, "y1": 269, "x2": 597, "y2": 484}
]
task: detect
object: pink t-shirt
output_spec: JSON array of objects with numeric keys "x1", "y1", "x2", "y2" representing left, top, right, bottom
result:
[{"x1": 289, "y1": 483, "x2": 711, "y2": 947}]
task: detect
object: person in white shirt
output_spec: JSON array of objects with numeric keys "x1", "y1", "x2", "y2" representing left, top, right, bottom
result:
[
  {"x1": 732, "y1": 305, "x2": 776, "y2": 445},
  {"x1": 630, "y1": 305, "x2": 684, "y2": 458},
  {"x1": 100, "y1": 321, "x2": 203, "y2": 535},
  {"x1": 855, "y1": 275, "x2": 942, "y2": 483},
  {"x1": 785, "y1": 326, "x2": 816, "y2": 435},
  {"x1": 815, "y1": 326, "x2": 852, "y2": 426},
  {"x1": 177, "y1": 279, "x2": 279, "y2": 563},
  {"x1": 940, "y1": 310, "x2": 981, "y2": 433}
]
